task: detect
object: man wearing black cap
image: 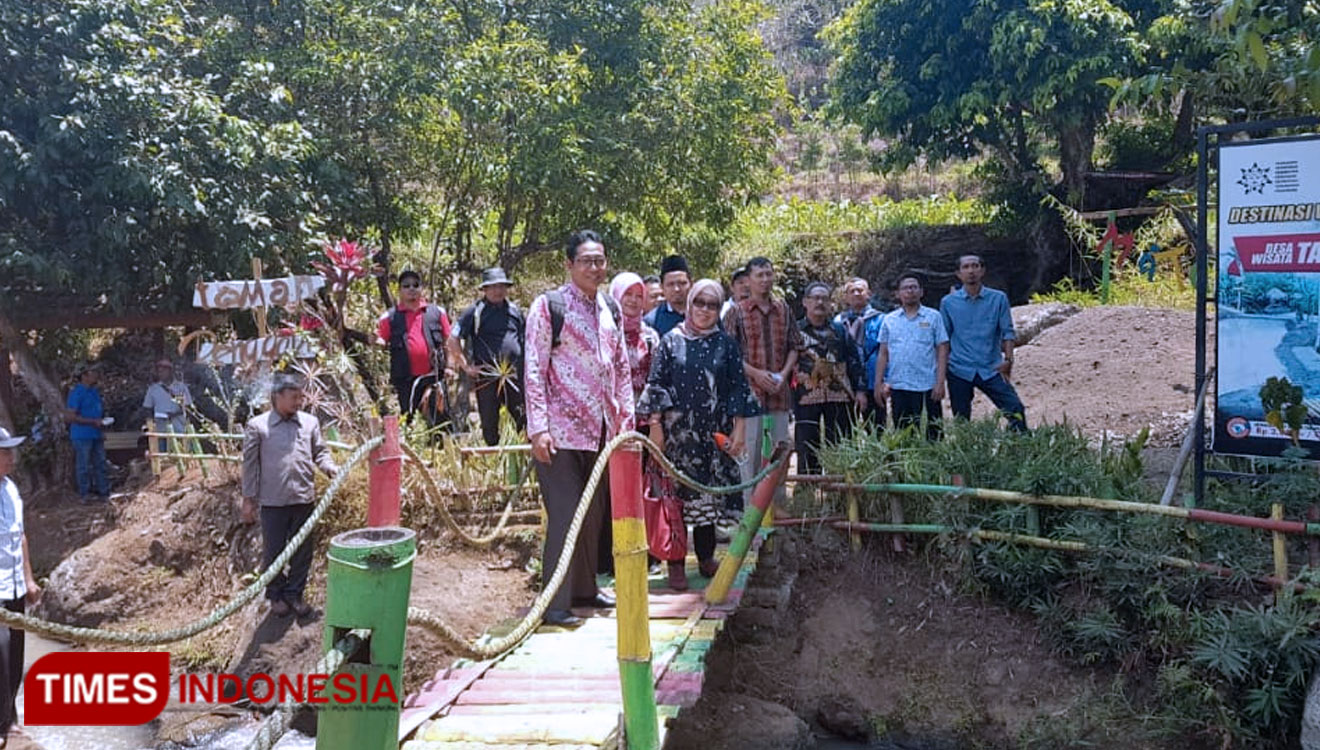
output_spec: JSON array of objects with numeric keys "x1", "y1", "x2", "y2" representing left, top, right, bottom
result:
[
  {"x1": 376, "y1": 271, "x2": 452, "y2": 427},
  {"x1": 642, "y1": 255, "x2": 691, "y2": 336},
  {"x1": 241, "y1": 375, "x2": 338, "y2": 619},
  {"x1": 450, "y1": 268, "x2": 526, "y2": 446},
  {"x1": 0, "y1": 426, "x2": 41, "y2": 742}
]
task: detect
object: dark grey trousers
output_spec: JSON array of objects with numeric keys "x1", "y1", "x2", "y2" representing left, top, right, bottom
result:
[
  {"x1": 260, "y1": 504, "x2": 315, "y2": 602},
  {"x1": 534, "y1": 446, "x2": 609, "y2": 612},
  {"x1": 0, "y1": 597, "x2": 23, "y2": 734}
]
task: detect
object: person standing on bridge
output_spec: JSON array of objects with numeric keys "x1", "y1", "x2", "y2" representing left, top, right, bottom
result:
[
  {"x1": 524, "y1": 230, "x2": 634, "y2": 627},
  {"x1": 940, "y1": 255, "x2": 1027, "y2": 432},
  {"x1": 241, "y1": 375, "x2": 338, "y2": 619},
  {"x1": 643, "y1": 255, "x2": 692, "y2": 337},
  {"x1": 795, "y1": 281, "x2": 866, "y2": 473},
  {"x1": 639, "y1": 279, "x2": 759, "y2": 589},
  {"x1": 0, "y1": 427, "x2": 42, "y2": 744}
]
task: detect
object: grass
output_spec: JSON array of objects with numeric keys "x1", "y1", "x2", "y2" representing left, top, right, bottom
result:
[{"x1": 1031, "y1": 272, "x2": 1196, "y2": 310}]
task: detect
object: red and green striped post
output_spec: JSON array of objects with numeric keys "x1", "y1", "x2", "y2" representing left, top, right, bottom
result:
[
  {"x1": 707, "y1": 443, "x2": 792, "y2": 604},
  {"x1": 609, "y1": 445, "x2": 659, "y2": 749}
]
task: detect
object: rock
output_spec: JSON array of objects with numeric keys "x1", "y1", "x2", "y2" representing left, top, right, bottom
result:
[
  {"x1": 1012, "y1": 303, "x2": 1081, "y2": 346},
  {"x1": 1301, "y1": 669, "x2": 1320, "y2": 749},
  {"x1": 664, "y1": 692, "x2": 813, "y2": 750},
  {"x1": 816, "y1": 694, "x2": 873, "y2": 741}
]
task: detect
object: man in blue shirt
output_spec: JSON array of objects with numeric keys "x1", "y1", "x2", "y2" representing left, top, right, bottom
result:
[
  {"x1": 642, "y1": 255, "x2": 690, "y2": 336},
  {"x1": 65, "y1": 363, "x2": 112, "y2": 501},
  {"x1": 875, "y1": 273, "x2": 948, "y2": 440},
  {"x1": 939, "y1": 255, "x2": 1027, "y2": 432}
]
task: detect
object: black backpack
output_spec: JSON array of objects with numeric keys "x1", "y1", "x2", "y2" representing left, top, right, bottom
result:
[
  {"x1": 465, "y1": 299, "x2": 524, "y2": 361},
  {"x1": 546, "y1": 289, "x2": 621, "y2": 347}
]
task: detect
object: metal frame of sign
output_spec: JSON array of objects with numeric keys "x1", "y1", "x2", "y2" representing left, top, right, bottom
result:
[{"x1": 1195, "y1": 116, "x2": 1320, "y2": 508}]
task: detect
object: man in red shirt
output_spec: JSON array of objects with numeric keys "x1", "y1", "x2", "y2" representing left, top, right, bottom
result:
[{"x1": 376, "y1": 270, "x2": 452, "y2": 426}]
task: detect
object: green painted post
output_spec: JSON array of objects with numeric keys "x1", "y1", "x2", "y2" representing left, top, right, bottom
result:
[{"x1": 319, "y1": 527, "x2": 417, "y2": 750}]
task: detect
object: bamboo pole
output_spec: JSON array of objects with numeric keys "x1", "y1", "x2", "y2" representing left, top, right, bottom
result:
[
  {"x1": 824, "y1": 482, "x2": 1320, "y2": 536},
  {"x1": 1160, "y1": 369, "x2": 1213, "y2": 506},
  {"x1": 845, "y1": 478, "x2": 860, "y2": 552},
  {"x1": 147, "y1": 419, "x2": 161, "y2": 475},
  {"x1": 707, "y1": 443, "x2": 791, "y2": 605},
  {"x1": 1273, "y1": 503, "x2": 1289, "y2": 593},
  {"x1": 608, "y1": 446, "x2": 658, "y2": 750}
]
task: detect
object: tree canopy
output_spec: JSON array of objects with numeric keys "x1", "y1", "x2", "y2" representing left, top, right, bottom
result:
[{"x1": 0, "y1": 0, "x2": 786, "y2": 314}]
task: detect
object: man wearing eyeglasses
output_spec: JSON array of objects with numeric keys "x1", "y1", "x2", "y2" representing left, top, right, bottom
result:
[
  {"x1": 523, "y1": 229, "x2": 634, "y2": 627},
  {"x1": 376, "y1": 270, "x2": 453, "y2": 427},
  {"x1": 794, "y1": 282, "x2": 866, "y2": 473}
]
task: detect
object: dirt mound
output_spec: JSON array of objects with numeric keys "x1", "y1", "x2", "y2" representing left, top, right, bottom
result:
[
  {"x1": 673, "y1": 532, "x2": 1175, "y2": 749},
  {"x1": 1004, "y1": 306, "x2": 1199, "y2": 445}
]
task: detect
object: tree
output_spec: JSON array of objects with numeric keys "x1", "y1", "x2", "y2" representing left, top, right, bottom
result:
[{"x1": 824, "y1": 0, "x2": 1140, "y2": 202}]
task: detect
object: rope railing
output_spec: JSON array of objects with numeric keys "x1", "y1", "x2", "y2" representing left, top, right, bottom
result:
[
  {"x1": 405, "y1": 430, "x2": 790, "y2": 658},
  {"x1": 243, "y1": 627, "x2": 371, "y2": 750},
  {"x1": 0, "y1": 438, "x2": 382, "y2": 645}
]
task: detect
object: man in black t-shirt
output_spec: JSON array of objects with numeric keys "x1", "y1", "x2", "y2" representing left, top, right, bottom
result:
[{"x1": 450, "y1": 268, "x2": 527, "y2": 445}]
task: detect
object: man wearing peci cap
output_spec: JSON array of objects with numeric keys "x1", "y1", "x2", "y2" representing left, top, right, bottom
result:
[
  {"x1": 241, "y1": 375, "x2": 338, "y2": 619},
  {"x1": 449, "y1": 268, "x2": 527, "y2": 446},
  {"x1": 0, "y1": 427, "x2": 41, "y2": 744},
  {"x1": 643, "y1": 255, "x2": 691, "y2": 336},
  {"x1": 65, "y1": 363, "x2": 112, "y2": 502}
]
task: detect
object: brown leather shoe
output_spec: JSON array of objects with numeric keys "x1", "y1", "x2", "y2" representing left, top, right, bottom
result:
[{"x1": 667, "y1": 561, "x2": 689, "y2": 591}]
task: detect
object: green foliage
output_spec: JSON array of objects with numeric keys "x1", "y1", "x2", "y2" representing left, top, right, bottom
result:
[
  {"x1": 825, "y1": 0, "x2": 1140, "y2": 201},
  {"x1": 1031, "y1": 273, "x2": 1197, "y2": 309},
  {"x1": 0, "y1": 0, "x2": 318, "y2": 312},
  {"x1": 1260, "y1": 376, "x2": 1307, "y2": 442}
]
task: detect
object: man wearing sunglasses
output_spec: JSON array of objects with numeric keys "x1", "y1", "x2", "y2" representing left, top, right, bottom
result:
[{"x1": 377, "y1": 270, "x2": 453, "y2": 427}]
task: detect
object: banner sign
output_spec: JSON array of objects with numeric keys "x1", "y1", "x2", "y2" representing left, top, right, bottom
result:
[
  {"x1": 1215, "y1": 134, "x2": 1320, "y2": 458},
  {"x1": 196, "y1": 335, "x2": 318, "y2": 366},
  {"x1": 192, "y1": 276, "x2": 324, "y2": 310}
]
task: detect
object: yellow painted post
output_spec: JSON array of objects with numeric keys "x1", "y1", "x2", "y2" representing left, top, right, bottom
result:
[
  {"x1": 708, "y1": 444, "x2": 791, "y2": 604},
  {"x1": 609, "y1": 446, "x2": 659, "y2": 749},
  {"x1": 1273, "y1": 503, "x2": 1289, "y2": 593}
]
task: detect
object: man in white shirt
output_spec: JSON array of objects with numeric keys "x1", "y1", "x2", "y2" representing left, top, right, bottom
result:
[
  {"x1": 874, "y1": 273, "x2": 949, "y2": 441},
  {"x1": 0, "y1": 427, "x2": 41, "y2": 742}
]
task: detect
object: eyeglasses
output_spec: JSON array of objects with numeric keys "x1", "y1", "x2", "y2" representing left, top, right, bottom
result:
[
  {"x1": 574, "y1": 256, "x2": 608, "y2": 269},
  {"x1": 690, "y1": 298, "x2": 721, "y2": 311}
]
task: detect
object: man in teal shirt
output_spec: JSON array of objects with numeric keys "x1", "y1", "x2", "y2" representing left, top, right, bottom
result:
[
  {"x1": 65, "y1": 364, "x2": 112, "y2": 501},
  {"x1": 939, "y1": 256, "x2": 1027, "y2": 432}
]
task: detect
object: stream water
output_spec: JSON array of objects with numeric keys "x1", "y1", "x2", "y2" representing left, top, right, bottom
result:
[{"x1": 15, "y1": 634, "x2": 315, "y2": 750}]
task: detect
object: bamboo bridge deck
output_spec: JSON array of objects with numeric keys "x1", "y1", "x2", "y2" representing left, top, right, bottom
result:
[{"x1": 398, "y1": 533, "x2": 769, "y2": 749}]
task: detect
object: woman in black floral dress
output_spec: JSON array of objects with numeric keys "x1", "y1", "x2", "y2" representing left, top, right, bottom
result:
[{"x1": 639, "y1": 279, "x2": 762, "y2": 588}]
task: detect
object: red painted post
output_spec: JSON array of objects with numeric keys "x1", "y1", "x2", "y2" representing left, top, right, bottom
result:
[{"x1": 368, "y1": 416, "x2": 402, "y2": 527}]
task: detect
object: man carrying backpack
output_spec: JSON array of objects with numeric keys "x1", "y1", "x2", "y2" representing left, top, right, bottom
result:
[
  {"x1": 524, "y1": 230, "x2": 633, "y2": 627},
  {"x1": 376, "y1": 270, "x2": 452, "y2": 428},
  {"x1": 450, "y1": 268, "x2": 526, "y2": 446}
]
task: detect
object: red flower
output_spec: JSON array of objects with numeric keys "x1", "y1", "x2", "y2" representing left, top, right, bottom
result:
[{"x1": 313, "y1": 239, "x2": 370, "y2": 292}]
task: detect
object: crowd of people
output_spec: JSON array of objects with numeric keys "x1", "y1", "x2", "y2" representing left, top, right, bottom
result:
[
  {"x1": 362, "y1": 230, "x2": 1029, "y2": 625},
  {"x1": 37, "y1": 230, "x2": 1029, "y2": 633}
]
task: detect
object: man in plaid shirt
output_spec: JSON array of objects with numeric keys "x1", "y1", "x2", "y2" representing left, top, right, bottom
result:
[{"x1": 722, "y1": 256, "x2": 802, "y2": 513}]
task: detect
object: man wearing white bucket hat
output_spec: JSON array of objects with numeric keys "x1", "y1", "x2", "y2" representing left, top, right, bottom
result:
[{"x1": 0, "y1": 426, "x2": 41, "y2": 743}]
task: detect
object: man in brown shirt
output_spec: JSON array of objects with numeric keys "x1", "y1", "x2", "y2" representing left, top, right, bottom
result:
[
  {"x1": 241, "y1": 375, "x2": 338, "y2": 618},
  {"x1": 722, "y1": 256, "x2": 801, "y2": 512}
]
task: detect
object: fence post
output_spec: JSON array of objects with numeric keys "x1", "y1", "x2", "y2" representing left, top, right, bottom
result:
[
  {"x1": 707, "y1": 443, "x2": 791, "y2": 605},
  {"x1": 146, "y1": 419, "x2": 160, "y2": 476},
  {"x1": 1273, "y1": 503, "x2": 1289, "y2": 595},
  {"x1": 609, "y1": 446, "x2": 659, "y2": 750},
  {"x1": 846, "y1": 474, "x2": 861, "y2": 553},
  {"x1": 319, "y1": 527, "x2": 416, "y2": 750},
  {"x1": 368, "y1": 416, "x2": 402, "y2": 527}
]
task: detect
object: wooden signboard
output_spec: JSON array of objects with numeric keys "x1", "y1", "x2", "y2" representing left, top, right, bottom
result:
[
  {"x1": 192, "y1": 275, "x2": 324, "y2": 310},
  {"x1": 195, "y1": 334, "x2": 317, "y2": 366}
]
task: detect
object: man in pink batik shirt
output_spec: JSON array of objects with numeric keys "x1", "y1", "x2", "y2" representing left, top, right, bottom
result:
[{"x1": 524, "y1": 229, "x2": 635, "y2": 627}]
